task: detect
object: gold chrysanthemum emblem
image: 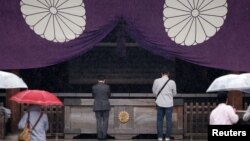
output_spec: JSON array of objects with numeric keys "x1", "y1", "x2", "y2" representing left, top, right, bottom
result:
[{"x1": 118, "y1": 111, "x2": 129, "y2": 124}]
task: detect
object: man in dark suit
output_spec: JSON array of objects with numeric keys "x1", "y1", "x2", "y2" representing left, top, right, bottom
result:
[{"x1": 92, "y1": 75, "x2": 111, "y2": 140}]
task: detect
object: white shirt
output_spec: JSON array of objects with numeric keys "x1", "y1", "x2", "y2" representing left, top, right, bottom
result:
[
  {"x1": 152, "y1": 75, "x2": 177, "y2": 108},
  {"x1": 209, "y1": 103, "x2": 239, "y2": 125},
  {"x1": 243, "y1": 105, "x2": 250, "y2": 121},
  {"x1": 18, "y1": 105, "x2": 49, "y2": 141},
  {"x1": 0, "y1": 106, "x2": 11, "y2": 122}
]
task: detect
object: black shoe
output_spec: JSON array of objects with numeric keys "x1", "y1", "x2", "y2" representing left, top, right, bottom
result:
[{"x1": 170, "y1": 136, "x2": 175, "y2": 139}]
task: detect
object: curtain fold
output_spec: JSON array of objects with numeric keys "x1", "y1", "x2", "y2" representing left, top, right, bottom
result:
[{"x1": 0, "y1": 0, "x2": 249, "y2": 71}]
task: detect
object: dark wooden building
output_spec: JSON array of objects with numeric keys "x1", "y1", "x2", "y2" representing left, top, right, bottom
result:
[{"x1": 0, "y1": 24, "x2": 232, "y2": 140}]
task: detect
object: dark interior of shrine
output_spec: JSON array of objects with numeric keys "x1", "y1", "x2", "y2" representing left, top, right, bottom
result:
[{"x1": 16, "y1": 24, "x2": 229, "y2": 94}]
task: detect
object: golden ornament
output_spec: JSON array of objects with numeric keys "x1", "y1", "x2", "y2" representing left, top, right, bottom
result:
[{"x1": 118, "y1": 111, "x2": 130, "y2": 124}]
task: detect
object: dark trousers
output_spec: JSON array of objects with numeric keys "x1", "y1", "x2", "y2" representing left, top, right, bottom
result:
[
  {"x1": 5, "y1": 119, "x2": 10, "y2": 135},
  {"x1": 156, "y1": 106, "x2": 173, "y2": 138},
  {"x1": 95, "y1": 110, "x2": 109, "y2": 139}
]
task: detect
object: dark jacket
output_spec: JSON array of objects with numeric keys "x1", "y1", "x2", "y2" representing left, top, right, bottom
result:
[{"x1": 92, "y1": 82, "x2": 111, "y2": 111}]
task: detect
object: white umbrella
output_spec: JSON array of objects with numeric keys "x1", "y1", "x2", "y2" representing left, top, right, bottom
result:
[
  {"x1": 0, "y1": 70, "x2": 28, "y2": 89},
  {"x1": 206, "y1": 73, "x2": 250, "y2": 93}
]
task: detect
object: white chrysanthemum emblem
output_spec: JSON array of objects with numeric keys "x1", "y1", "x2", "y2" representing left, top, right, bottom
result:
[
  {"x1": 163, "y1": 0, "x2": 228, "y2": 46},
  {"x1": 20, "y1": 0, "x2": 86, "y2": 43}
]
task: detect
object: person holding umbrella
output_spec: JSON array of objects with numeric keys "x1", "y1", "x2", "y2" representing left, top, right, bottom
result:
[
  {"x1": 10, "y1": 89, "x2": 63, "y2": 141},
  {"x1": 243, "y1": 105, "x2": 250, "y2": 121},
  {"x1": 0, "y1": 102, "x2": 11, "y2": 135},
  {"x1": 209, "y1": 92, "x2": 239, "y2": 125},
  {"x1": 18, "y1": 104, "x2": 49, "y2": 141}
]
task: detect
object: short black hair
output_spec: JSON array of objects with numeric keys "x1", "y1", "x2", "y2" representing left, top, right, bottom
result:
[
  {"x1": 97, "y1": 75, "x2": 105, "y2": 81},
  {"x1": 161, "y1": 67, "x2": 170, "y2": 75},
  {"x1": 161, "y1": 70, "x2": 170, "y2": 75},
  {"x1": 217, "y1": 91, "x2": 228, "y2": 103}
]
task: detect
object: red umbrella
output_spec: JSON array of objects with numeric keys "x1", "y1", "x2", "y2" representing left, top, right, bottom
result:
[{"x1": 10, "y1": 89, "x2": 63, "y2": 106}]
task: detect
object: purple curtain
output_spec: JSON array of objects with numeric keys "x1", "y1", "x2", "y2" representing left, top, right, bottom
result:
[{"x1": 0, "y1": 0, "x2": 250, "y2": 72}]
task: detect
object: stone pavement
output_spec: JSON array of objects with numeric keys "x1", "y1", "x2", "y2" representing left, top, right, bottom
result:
[{"x1": 1, "y1": 133, "x2": 207, "y2": 141}]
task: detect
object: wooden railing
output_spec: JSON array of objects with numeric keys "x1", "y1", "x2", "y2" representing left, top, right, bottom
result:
[
  {"x1": 183, "y1": 102, "x2": 216, "y2": 139},
  {"x1": 45, "y1": 106, "x2": 64, "y2": 137},
  {"x1": 21, "y1": 105, "x2": 64, "y2": 138},
  {"x1": 183, "y1": 101, "x2": 250, "y2": 139}
]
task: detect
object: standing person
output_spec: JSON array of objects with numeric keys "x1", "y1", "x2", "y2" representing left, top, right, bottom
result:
[
  {"x1": 0, "y1": 102, "x2": 11, "y2": 135},
  {"x1": 209, "y1": 92, "x2": 239, "y2": 125},
  {"x1": 152, "y1": 70, "x2": 177, "y2": 141},
  {"x1": 18, "y1": 104, "x2": 49, "y2": 141},
  {"x1": 92, "y1": 75, "x2": 111, "y2": 140},
  {"x1": 243, "y1": 105, "x2": 250, "y2": 121}
]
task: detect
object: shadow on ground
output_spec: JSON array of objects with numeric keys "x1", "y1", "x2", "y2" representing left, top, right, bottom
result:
[
  {"x1": 132, "y1": 134, "x2": 176, "y2": 140},
  {"x1": 132, "y1": 134, "x2": 157, "y2": 139},
  {"x1": 73, "y1": 134, "x2": 176, "y2": 140},
  {"x1": 73, "y1": 134, "x2": 115, "y2": 139}
]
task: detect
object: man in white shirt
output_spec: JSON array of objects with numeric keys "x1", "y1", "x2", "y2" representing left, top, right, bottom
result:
[
  {"x1": 0, "y1": 102, "x2": 11, "y2": 135},
  {"x1": 0, "y1": 102, "x2": 11, "y2": 123},
  {"x1": 152, "y1": 71, "x2": 177, "y2": 141},
  {"x1": 243, "y1": 105, "x2": 250, "y2": 121},
  {"x1": 209, "y1": 92, "x2": 239, "y2": 125}
]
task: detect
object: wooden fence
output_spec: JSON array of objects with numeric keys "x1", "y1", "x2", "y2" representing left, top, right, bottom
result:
[
  {"x1": 183, "y1": 102, "x2": 216, "y2": 139},
  {"x1": 183, "y1": 101, "x2": 250, "y2": 139},
  {"x1": 21, "y1": 105, "x2": 64, "y2": 138},
  {"x1": 44, "y1": 106, "x2": 64, "y2": 137}
]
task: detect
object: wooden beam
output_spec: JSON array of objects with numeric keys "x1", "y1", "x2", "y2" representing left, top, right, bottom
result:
[{"x1": 5, "y1": 70, "x2": 21, "y2": 133}]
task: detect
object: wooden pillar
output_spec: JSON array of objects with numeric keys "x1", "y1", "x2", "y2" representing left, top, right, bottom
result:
[
  {"x1": 6, "y1": 89, "x2": 20, "y2": 133},
  {"x1": 227, "y1": 71, "x2": 243, "y2": 110},
  {"x1": 5, "y1": 70, "x2": 21, "y2": 133},
  {"x1": 227, "y1": 90, "x2": 242, "y2": 110}
]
